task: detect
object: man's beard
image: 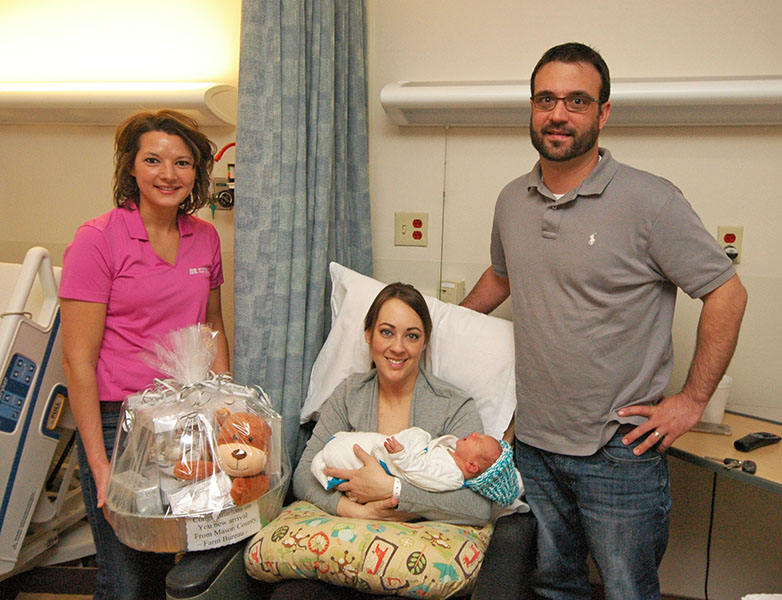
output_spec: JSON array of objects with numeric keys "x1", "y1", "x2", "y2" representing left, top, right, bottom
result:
[{"x1": 530, "y1": 117, "x2": 600, "y2": 162}]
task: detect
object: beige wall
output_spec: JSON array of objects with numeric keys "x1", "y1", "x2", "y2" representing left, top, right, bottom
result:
[
  {"x1": 0, "y1": 0, "x2": 241, "y2": 352},
  {"x1": 367, "y1": 1, "x2": 782, "y2": 597}
]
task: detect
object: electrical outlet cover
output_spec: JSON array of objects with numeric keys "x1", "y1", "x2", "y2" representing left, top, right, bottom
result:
[
  {"x1": 394, "y1": 212, "x2": 428, "y2": 247},
  {"x1": 717, "y1": 225, "x2": 743, "y2": 264}
]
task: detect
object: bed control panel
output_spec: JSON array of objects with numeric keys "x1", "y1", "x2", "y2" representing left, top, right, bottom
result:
[{"x1": 0, "y1": 354, "x2": 36, "y2": 433}]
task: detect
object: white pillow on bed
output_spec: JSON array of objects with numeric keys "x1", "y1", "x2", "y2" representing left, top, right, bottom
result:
[{"x1": 300, "y1": 262, "x2": 516, "y2": 439}]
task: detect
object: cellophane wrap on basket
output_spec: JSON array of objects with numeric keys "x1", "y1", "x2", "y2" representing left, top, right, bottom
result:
[{"x1": 105, "y1": 325, "x2": 289, "y2": 553}]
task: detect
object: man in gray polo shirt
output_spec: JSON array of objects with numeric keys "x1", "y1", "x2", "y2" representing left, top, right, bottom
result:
[{"x1": 462, "y1": 42, "x2": 747, "y2": 600}]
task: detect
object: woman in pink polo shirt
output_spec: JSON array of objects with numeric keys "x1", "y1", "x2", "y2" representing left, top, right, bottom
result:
[{"x1": 59, "y1": 110, "x2": 230, "y2": 600}]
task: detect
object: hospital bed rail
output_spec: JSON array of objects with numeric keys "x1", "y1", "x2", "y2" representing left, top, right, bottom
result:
[{"x1": 0, "y1": 247, "x2": 92, "y2": 579}]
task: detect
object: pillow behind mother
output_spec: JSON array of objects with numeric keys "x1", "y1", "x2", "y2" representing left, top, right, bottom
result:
[{"x1": 301, "y1": 263, "x2": 516, "y2": 439}]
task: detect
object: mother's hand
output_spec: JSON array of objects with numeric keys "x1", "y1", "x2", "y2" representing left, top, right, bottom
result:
[
  {"x1": 325, "y1": 444, "x2": 395, "y2": 504},
  {"x1": 337, "y1": 496, "x2": 416, "y2": 522}
]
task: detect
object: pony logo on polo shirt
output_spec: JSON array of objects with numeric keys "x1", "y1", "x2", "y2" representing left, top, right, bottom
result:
[
  {"x1": 588, "y1": 233, "x2": 596, "y2": 246},
  {"x1": 188, "y1": 267, "x2": 211, "y2": 275}
]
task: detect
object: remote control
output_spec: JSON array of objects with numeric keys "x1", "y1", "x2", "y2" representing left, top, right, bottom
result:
[{"x1": 733, "y1": 432, "x2": 782, "y2": 452}]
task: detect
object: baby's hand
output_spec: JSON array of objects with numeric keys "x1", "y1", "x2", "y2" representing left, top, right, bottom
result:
[{"x1": 384, "y1": 436, "x2": 404, "y2": 454}]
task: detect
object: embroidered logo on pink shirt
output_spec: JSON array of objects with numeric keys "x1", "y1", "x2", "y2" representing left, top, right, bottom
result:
[{"x1": 189, "y1": 267, "x2": 210, "y2": 275}]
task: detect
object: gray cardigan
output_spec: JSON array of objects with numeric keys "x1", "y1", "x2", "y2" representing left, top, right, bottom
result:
[{"x1": 292, "y1": 368, "x2": 492, "y2": 525}]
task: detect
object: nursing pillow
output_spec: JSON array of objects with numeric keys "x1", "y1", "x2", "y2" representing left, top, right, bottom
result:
[{"x1": 245, "y1": 500, "x2": 493, "y2": 598}]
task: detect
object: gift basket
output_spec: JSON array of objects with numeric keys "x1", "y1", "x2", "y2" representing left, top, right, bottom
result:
[{"x1": 105, "y1": 325, "x2": 289, "y2": 553}]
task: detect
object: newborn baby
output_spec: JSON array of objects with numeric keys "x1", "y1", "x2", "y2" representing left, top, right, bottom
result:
[{"x1": 311, "y1": 426, "x2": 521, "y2": 506}]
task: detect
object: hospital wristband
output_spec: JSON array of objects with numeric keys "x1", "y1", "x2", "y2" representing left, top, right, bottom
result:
[{"x1": 392, "y1": 477, "x2": 402, "y2": 503}]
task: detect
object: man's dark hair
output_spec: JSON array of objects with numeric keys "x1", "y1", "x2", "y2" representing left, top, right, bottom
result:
[{"x1": 530, "y1": 42, "x2": 611, "y2": 105}]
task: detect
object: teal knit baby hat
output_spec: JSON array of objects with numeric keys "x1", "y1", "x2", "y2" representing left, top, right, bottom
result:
[{"x1": 464, "y1": 439, "x2": 520, "y2": 507}]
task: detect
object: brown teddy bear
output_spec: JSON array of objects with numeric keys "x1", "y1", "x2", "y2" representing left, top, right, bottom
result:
[
  {"x1": 173, "y1": 408, "x2": 272, "y2": 507},
  {"x1": 214, "y1": 409, "x2": 272, "y2": 506}
]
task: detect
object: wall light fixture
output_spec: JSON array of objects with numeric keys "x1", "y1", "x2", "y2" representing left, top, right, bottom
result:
[{"x1": 0, "y1": 82, "x2": 237, "y2": 126}]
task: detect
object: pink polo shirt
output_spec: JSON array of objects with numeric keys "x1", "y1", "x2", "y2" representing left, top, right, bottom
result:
[{"x1": 60, "y1": 205, "x2": 224, "y2": 401}]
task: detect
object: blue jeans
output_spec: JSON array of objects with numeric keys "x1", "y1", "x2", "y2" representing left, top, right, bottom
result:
[
  {"x1": 76, "y1": 411, "x2": 174, "y2": 600},
  {"x1": 515, "y1": 430, "x2": 671, "y2": 600}
]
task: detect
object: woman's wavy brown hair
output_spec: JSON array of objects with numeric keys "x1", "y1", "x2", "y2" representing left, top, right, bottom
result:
[{"x1": 113, "y1": 109, "x2": 216, "y2": 214}]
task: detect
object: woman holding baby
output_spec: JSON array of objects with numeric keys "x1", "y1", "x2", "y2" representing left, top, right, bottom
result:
[
  {"x1": 292, "y1": 282, "x2": 492, "y2": 525},
  {"x1": 266, "y1": 283, "x2": 493, "y2": 599}
]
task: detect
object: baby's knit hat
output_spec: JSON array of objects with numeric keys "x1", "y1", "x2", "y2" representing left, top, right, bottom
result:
[{"x1": 464, "y1": 439, "x2": 520, "y2": 507}]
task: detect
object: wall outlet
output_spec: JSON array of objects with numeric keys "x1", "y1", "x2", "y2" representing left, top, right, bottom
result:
[
  {"x1": 717, "y1": 225, "x2": 743, "y2": 264},
  {"x1": 394, "y1": 212, "x2": 428, "y2": 246},
  {"x1": 440, "y1": 280, "x2": 465, "y2": 304}
]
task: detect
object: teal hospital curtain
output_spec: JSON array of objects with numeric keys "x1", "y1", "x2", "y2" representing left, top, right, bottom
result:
[{"x1": 234, "y1": 0, "x2": 372, "y2": 464}]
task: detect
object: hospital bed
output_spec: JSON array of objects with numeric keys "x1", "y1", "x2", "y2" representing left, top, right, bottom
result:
[{"x1": 0, "y1": 247, "x2": 93, "y2": 580}]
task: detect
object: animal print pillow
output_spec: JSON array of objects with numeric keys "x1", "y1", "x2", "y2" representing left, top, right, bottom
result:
[{"x1": 244, "y1": 501, "x2": 493, "y2": 598}]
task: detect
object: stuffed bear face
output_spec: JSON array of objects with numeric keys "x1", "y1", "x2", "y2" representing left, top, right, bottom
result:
[{"x1": 215, "y1": 412, "x2": 270, "y2": 478}]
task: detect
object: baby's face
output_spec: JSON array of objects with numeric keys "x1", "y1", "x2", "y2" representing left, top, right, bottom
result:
[{"x1": 454, "y1": 433, "x2": 502, "y2": 474}]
